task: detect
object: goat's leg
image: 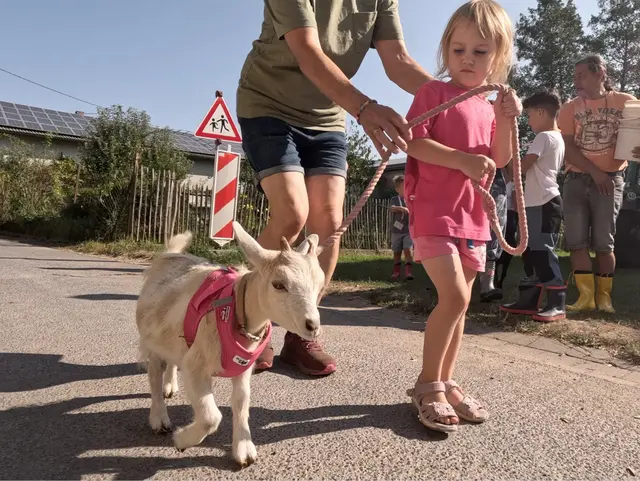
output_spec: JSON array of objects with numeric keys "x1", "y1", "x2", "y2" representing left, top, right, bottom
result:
[
  {"x1": 173, "y1": 365, "x2": 221, "y2": 451},
  {"x1": 163, "y1": 363, "x2": 179, "y2": 398},
  {"x1": 148, "y1": 354, "x2": 172, "y2": 433},
  {"x1": 231, "y1": 369, "x2": 257, "y2": 466}
]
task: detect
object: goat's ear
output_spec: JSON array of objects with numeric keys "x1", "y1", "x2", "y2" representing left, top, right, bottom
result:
[
  {"x1": 233, "y1": 221, "x2": 275, "y2": 266},
  {"x1": 296, "y1": 233, "x2": 319, "y2": 256},
  {"x1": 280, "y1": 236, "x2": 292, "y2": 252}
]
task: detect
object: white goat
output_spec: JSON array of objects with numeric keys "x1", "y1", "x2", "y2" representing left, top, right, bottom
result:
[{"x1": 135, "y1": 221, "x2": 325, "y2": 466}]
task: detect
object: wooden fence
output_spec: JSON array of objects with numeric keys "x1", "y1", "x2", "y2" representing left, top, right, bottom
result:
[{"x1": 128, "y1": 166, "x2": 394, "y2": 249}]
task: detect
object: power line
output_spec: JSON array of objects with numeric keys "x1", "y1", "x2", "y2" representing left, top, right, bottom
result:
[{"x1": 0, "y1": 66, "x2": 103, "y2": 108}]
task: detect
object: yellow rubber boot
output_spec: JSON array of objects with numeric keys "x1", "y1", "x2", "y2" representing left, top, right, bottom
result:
[
  {"x1": 595, "y1": 275, "x2": 615, "y2": 314},
  {"x1": 566, "y1": 273, "x2": 596, "y2": 312}
]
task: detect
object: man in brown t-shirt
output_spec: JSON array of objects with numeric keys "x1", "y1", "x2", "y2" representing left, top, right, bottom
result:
[
  {"x1": 558, "y1": 54, "x2": 638, "y2": 314},
  {"x1": 236, "y1": 0, "x2": 433, "y2": 376}
]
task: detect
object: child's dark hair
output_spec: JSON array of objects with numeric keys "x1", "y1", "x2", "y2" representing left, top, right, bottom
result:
[
  {"x1": 522, "y1": 90, "x2": 562, "y2": 118},
  {"x1": 393, "y1": 174, "x2": 404, "y2": 186}
]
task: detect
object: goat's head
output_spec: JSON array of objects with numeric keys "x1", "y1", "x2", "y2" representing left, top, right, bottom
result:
[{"x1": 232, "y1": 222, "x2": 325, "y2": 340}]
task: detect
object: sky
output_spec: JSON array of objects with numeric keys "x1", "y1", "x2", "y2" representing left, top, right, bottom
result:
[{"x1": 1, "y1": 0, "x2": 599, "y2": 135}]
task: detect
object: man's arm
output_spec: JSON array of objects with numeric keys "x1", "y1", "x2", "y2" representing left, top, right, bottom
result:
[
  {"x1": 375, "y1": 40, "x2": 433, "y2": 95},
  {"x1": 563, "y1": 135, "x2": 615, "y2": 195},
  {"x1": 563, "y1": 136, "x2": 600, "y2": 175},
  {"x1": 283, "y1": 27, "x2": 410, "y2": 155}
]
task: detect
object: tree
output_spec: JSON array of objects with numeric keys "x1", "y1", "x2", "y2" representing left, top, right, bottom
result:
[
  {"x1": 345, "y1": 121, "x2": 376, "y2": 192},
  {"x1": 587, "y1": 0, "x2": 640, "y2": 95},
  {"x1": 81, "y1": 105, "x2": 191, "y2": 194},
  {"x1": 515, "y1": 0, "x2": 586, "y2": 101},
  {"x1": 80, "y1": 105, "x2": 192, "y2": 239}
]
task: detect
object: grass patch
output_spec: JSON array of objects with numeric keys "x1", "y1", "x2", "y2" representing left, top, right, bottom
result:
[
  {"x1": 330, "y1": 249, "x2": 640, "y2": 365},
  {"x1": 70, "y1": 237, "x2": 245, "y2": 266}
]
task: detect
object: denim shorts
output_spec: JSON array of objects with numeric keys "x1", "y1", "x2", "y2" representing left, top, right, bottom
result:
[
  {"x1": 238, "y1": 117, "x2": 348, "y2": 184},
  {"x1": 562, "y1": 170, "x2": 624, "y2": 253}
]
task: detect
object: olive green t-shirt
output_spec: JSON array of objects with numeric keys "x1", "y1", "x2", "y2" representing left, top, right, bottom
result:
[{"x1": 236, "y1": 0, "x2": 404, "y2": 132}]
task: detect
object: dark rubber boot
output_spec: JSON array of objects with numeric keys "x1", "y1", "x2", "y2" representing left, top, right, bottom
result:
[
  {"x1": 500, "y1": 284, "x2": 543, "y2": 315},
  {"x1": 533, "y1": 286, "x2": 566, "y2": 322}
]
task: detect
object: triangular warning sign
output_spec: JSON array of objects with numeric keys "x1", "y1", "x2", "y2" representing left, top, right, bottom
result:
[{"x1": 194, "y1": 96, "x2": 242, "y2": 143}]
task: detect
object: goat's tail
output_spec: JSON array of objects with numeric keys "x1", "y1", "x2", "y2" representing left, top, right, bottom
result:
[{"x1": 166, "y1": 231, "x2": 193, "y2": 254}]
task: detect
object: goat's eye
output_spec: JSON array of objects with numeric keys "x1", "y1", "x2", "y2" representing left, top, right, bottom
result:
[{"x1": 272, "y1": 282, "x2": 287, "y2": 291}]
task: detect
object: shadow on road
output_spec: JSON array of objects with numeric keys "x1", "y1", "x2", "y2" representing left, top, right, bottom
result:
[
  {"x1": 71, "y1": 293, "x2": 139, "y2": 301},
  {"x1": 41, "y1": 266, "x2": 144, "y2": 273},
  {"x1": 0, "y1": 394, "x2": 444, "y2": 479},
  {"x1": 0, "y1": 256, "x2": 118, "y2": 263},
  {"x1": 0, "y1": 353, "x2": 141, "y2": 393}
]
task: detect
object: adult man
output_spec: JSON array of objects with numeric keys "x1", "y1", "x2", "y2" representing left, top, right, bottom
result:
[
  {"x1": 558, "y1": 54, "x2": 638, "y2": 313},
  {"x1": 236, "y1": 0, "x2": 433, "y2": 376}
]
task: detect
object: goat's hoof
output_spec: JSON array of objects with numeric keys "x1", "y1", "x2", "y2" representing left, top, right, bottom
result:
[
  {"x1": 149, "y1": 415, "x2": 172, "y2": 434},
  {"x1": 233, "y1": 440, "x2": 257, "y2": 468},
  {"x1": 152, "y1": 425, "x2": 172, "y2": 435},
  {"x1": 163, "y1": 382, "x2": 179, "y2": 399}
]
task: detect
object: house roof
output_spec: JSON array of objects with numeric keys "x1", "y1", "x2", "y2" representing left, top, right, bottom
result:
[
  {"x1": 0, "y1": 100, "x2": 243, "y2": 158},
  {"x1": 373, "y1": 155, "x2": 406, "y2": 170}
]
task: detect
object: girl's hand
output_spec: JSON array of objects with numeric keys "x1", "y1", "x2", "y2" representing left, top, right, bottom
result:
[
  {"x1": 459, "y1": 154, "x2": 496, "y2": 182},
  {"x1": 494, "y1": 86, "x2": 522, "y2": 119}
]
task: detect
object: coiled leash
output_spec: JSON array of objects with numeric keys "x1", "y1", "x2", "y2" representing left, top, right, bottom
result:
[{"x1": 322, "y1": 83, "x2": 528, "y2": 256}]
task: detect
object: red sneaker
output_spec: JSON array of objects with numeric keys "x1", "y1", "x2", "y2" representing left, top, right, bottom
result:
[
  {"x1": 404, "y1": 262, "x2": 414, "y2": 281},
  {"x1": 254, "y1": 341, "x2": 274, "y2": 371},
  {"x1": 391, "y1": 262, "x2": 401, "y2": 280},
  {"x1": 279, "y1": 332, "x2": 337, "y2": 376}
]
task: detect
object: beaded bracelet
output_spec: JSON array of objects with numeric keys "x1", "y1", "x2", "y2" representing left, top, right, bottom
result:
[{"x1": 356, "y1": 98, "x2": 377, "y2": 124}]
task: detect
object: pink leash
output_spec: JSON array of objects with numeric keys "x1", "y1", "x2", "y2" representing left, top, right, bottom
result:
[{"x1": 322, "y1": 83, "x2": 529, "y2": 256}]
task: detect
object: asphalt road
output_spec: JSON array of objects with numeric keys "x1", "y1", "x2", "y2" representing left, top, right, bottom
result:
[{"x1": 1, "y1": 237, "x2": 638, "y2": 481}]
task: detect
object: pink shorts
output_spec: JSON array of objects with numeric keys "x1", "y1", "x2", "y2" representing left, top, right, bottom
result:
[{"x1": 413, "y1": 235, "x2": 486, "y2": 273}]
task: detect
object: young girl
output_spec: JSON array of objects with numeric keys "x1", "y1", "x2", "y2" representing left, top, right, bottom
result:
[{"x1": 404, "y1": 0, "x2": 521, "y2": 433}]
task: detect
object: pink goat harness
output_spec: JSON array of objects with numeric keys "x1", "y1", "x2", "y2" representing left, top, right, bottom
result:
[{"x1": 183, "y1": 268, "x2": 271, "y2": 377}]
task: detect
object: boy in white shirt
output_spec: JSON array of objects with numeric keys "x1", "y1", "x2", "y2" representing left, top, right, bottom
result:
[{"x1": 501, "y1": 91, "x2": 566, "y2": 322}]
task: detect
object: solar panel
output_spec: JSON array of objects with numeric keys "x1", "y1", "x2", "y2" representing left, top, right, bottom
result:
[
  {"x1": 0, "y1": 100, "x2": 245, "y2": 158},
  {"x1": 0, "y1": 101, "x2": 91, "y2": 138}
]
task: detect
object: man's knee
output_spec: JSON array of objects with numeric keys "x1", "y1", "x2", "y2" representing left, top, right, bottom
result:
[
  {"x1": 271, "y1": 206, "x2": 308, "y2": 239},
  {"x1": 308, "y1": 205, "x2": 342, "y2": 237}
]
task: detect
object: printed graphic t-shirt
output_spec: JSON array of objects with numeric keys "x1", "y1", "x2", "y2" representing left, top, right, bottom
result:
[
  {"x1": 404, "y1": 80, "x2": 496, "y2": 242},
  {"x1": 557, "y1": 91, "x2": 636, "y2": 173},
  {"x1": 524, "y1": 130, "x2": 565, "y2": 207}
]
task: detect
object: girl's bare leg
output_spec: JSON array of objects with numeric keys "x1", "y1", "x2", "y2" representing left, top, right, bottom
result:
[
  {"x1": 442, "y1": 265, "x2": 477, "y2": 383},
  {"x1": 418, "y1": 254, "x2": 471, "y2": 423}
]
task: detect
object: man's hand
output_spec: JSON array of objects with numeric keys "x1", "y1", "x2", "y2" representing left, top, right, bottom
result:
[
  {"x1": 633, "y1": 146, "x2": 640, "y2": 160},
  {"x1": 359, "y1": 102, "x2": 412, "y2": 157},
  {"x1": 494, "y1": 86, "x2": 522, "y2": 120},
  {"x1": 458, "y1": 154, "x2": 496, "y2": 183},
  {"x1": 591, "y1": 169, "x2": 615, "y2": 196}
]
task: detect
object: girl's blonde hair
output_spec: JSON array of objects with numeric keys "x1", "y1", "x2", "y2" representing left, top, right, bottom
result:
[{"x1": 437, "y1": 0, "x2": 514, "y2": 84}]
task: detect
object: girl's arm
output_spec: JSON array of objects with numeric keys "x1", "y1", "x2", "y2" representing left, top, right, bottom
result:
[
  {"x1": 490, "y1": 119, "x2": 513, "y2": 168},
  {"x1": 406, "y1": 138, "x2": 468, "y2": 169},
  {"x1": 407, "y1": 138, "x2": 495, "y2": 182},
  {"x1": 491, "y1": 88, "x2": 522, "y2": 168}
]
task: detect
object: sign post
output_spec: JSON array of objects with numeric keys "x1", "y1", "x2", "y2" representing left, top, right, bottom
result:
[{"x1": 195, "y1": 91, "x2": 242, "y2": 246}]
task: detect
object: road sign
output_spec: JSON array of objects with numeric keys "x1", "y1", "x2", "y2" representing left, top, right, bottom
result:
[
  {"x1": 195, "y1": 95, "x2": 242, "y2": 143},
  {"x1": 209, "y1": 147, "x2": 241, "y2": 246}
]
